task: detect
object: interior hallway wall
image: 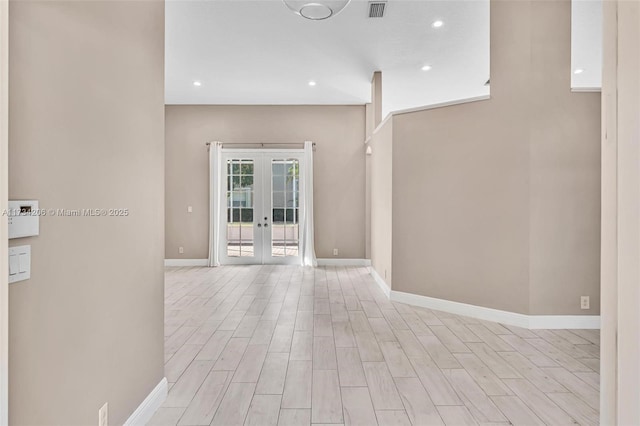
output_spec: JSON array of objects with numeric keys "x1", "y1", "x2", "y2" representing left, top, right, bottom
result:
[
  {"x1": 8, "y1": 1, "x2": 165, "y2": 424},
  {"x1": 373, "y1": 0, "x2": 600, "y2": 316},
  {"x1": 165, "y1": 105, "x2": 366, "y2": 260},
  {"x1": 526, "y1": 0, "x2": 601, "y2": 315}
]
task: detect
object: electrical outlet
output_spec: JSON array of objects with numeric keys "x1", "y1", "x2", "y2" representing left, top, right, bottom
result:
[
  {"x1": 98, "y1": 402, "x2": 108, "y2": 426},
  {"x1": 581, "y1": 296, "x2": 590, "y2": 310},
  {"x1": 333, "y1": 248, "x2": 338, "y2": 256},
  {"x1": 179, "y1": 246, "x2": 184, "y2": 254},
  {"x1": 187, "y1": 206, "x2": 193, "y2": 213}
]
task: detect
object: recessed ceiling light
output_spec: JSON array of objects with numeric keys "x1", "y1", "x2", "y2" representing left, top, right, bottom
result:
[
  {"x1": 193, "y1": 81, "x2": 202, "y2": 86},
  {"x1": 432, "y1": 20, "x2": 444, "y2": 28},
  {"x1": 573, "y1": 69, "x2": 584, "y2": 75},
  {"x1": 308, "y1": 81, "x2": 317, "y2": 87},
  {"x1": 421, "y1": 65, "x2": 432, "y2": 71}
]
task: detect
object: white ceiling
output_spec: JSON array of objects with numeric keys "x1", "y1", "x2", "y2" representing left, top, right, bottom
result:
[
  {"x1": 165, "y1": 0, "x2": 490, "y2": 116},
  {"x1": 571, "y1": 0, "x2": 602, "y2": 90}
]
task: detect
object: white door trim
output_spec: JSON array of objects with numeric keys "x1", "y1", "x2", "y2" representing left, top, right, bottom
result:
[
  {"x1": 0, "y1": 0, "x2": 9, "y2": 422},
  {"x1": 219, "y1": 152, "x2": 265, "y2": 265},
  {"x1": 261, "y1": 151, "x2": 304, "y2": 265}
]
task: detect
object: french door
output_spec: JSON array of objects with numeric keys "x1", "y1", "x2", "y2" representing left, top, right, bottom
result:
[{"x1": 220, "y1": 150, "x2": 304, "y2": 265}]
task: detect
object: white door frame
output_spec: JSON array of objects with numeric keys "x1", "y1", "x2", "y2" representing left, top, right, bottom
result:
[
  {"x1": 261, "y1": 151, "x2": 304, "y2": 265},
  {"x1": 219, "y1": 151, "x2": 265, "y2": 265},
  {"x1": 219, "y1": 149, "x2": 305, "y2": 266},
  {"x1": 1, "y1": 0, "x2": 9, "y2": 422}
]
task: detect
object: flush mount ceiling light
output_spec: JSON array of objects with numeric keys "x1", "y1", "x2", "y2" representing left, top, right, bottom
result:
[
  {"x1": 283, "y1": 0, "x2": 351, "y2": 20},
  {"x1": 308, "y1": 80, "x2": 317, "y2": 86},
  {"x1": 574, "y1": 68, "x2": 584, "y2": 74},
  {"x1": 421, "y1": 65, "x2": 432, "y2": 71},
  {"x1": 193, "y1": 81, "x2": 202, "y2": 87},
  {"x1": 432, "y1": 20, "x2": 444, "y2": 28}
]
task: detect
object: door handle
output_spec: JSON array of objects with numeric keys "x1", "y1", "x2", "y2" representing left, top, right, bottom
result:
[
  {"x1": 257, "y1": 223, "x2": 262, "y2": 228},
  {"x1": 263, "y1": 223, "x2": 269, "y2": 228}
]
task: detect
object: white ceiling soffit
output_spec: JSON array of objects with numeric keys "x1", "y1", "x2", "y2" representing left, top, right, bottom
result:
[
  {"x1": 571, "y1": 0, "x2": 602, "y2": 91},
  {"x1": 165, "y1": 0, "x2": 490, "y2": 116}
]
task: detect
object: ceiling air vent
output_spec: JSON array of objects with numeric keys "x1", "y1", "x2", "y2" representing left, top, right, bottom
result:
[{"x1": 368, "y1": 1, "x2": 386, "y2": 18}]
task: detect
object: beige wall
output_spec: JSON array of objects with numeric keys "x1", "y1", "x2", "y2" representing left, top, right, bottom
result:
[
  {"x1": 0, "y1": 0, "x2": 8, "y2": 422},
  {"x1": 376, "y1": 0, "x2": 600, "y2": 315},
  {"x1": 527, "y1": 0, "x2": 601, "y2": 315},
  {"x1": 392, "y1": 97, "x2": 531, "y2": 314},
  {"x1": 371, "y1": 72, "x2": 382, "y2": 129},
  {"x1": 601, "y1": 1, "x2": 640, "y2": 423},
  {"x1": 165, "y1": 105, "x2": 366, "y2": 260},
  {"x1": 367, "y1": 119, "x2": 393, "y2": 287},
  {"x1": 8, "y1": 1, "x2": 165, "y2": 424},
  {"x1": 365, "y1": 124, "x2": 372, "y2": 260}
]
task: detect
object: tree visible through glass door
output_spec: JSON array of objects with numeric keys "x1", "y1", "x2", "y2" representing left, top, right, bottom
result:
[
  {"x1": 271, "y1": 159, "x2": 299, "y2": 257},
  {"x1": 226, "y1": 159, "x2": 255, "y2": 257},
  {"x1": 221, "y1": 151, "x2": 303, "y2": 265}
]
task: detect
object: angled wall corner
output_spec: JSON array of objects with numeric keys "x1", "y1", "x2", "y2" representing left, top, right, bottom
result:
[
  {"x1": 367, "y1": 0, "x2": 601, "y2": 318},
  {"x1": 371, "y1": 71, "x2": 383, "y2": 129},
  {"x1": 367, "y1": 117, "x2": 393, "y2": 293}
]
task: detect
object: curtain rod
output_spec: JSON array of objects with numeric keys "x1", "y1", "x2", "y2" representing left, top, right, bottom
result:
[{"x1": 205, "y1": 141, "x2": 315, "y2": 148}]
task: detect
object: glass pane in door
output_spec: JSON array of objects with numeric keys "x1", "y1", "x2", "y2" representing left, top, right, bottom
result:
[
  {"x1": 271, "y1": 159, "x2": 299, "y2": 257},
  {"x1": 226, "y1": 159, "x2": 255, "y2": 257}
]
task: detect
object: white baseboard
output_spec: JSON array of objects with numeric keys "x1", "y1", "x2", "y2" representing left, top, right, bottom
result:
[
  {"x1": 166, "y1": 259, "x2": 371, "y2": 267},
  {"x1": 369, "y1": 270, "x2": 600, "y2": 330},
  {"x1": 164, "y1": 259, "x2": 208, "y2": 267},
  {"x1": 124, "y1": 377, "x2": 168, "y2": 426},
  {"x1": 390, "y1": 290, "x2": 531, "y2": 328},
  {"x1": 317, "y1": 258, "x2": 372, "y2": 267},
  {"x1": 370, "y1": 267, "x2": 391, "y2": 298},
  {"x1": 527, "y1": 315, "x2": 601, "y2": 330},
  {"x1": 388, "y1": 290, "x2": 600, "y2": 329},
  {"x1": 166, "y1": 259, "x2": 372, "y2": 267}
]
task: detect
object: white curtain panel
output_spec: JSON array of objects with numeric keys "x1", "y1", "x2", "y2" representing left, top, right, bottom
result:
[
  {"x1": 301, "y1": 141, "x2": 318, "y2": 267},
  {"x1": 208, "y1": 142, "x2": 223, "y2": 267}
]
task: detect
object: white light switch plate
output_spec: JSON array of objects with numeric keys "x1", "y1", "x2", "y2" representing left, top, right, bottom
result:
[{"x1": 9, "y1": 245, "x2": 31, "y2": 284}]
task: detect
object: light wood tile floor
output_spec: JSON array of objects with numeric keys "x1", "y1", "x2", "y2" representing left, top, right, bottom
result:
[{"x1": 149, "y1": 265, "x2": 600, "y2": 426}]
